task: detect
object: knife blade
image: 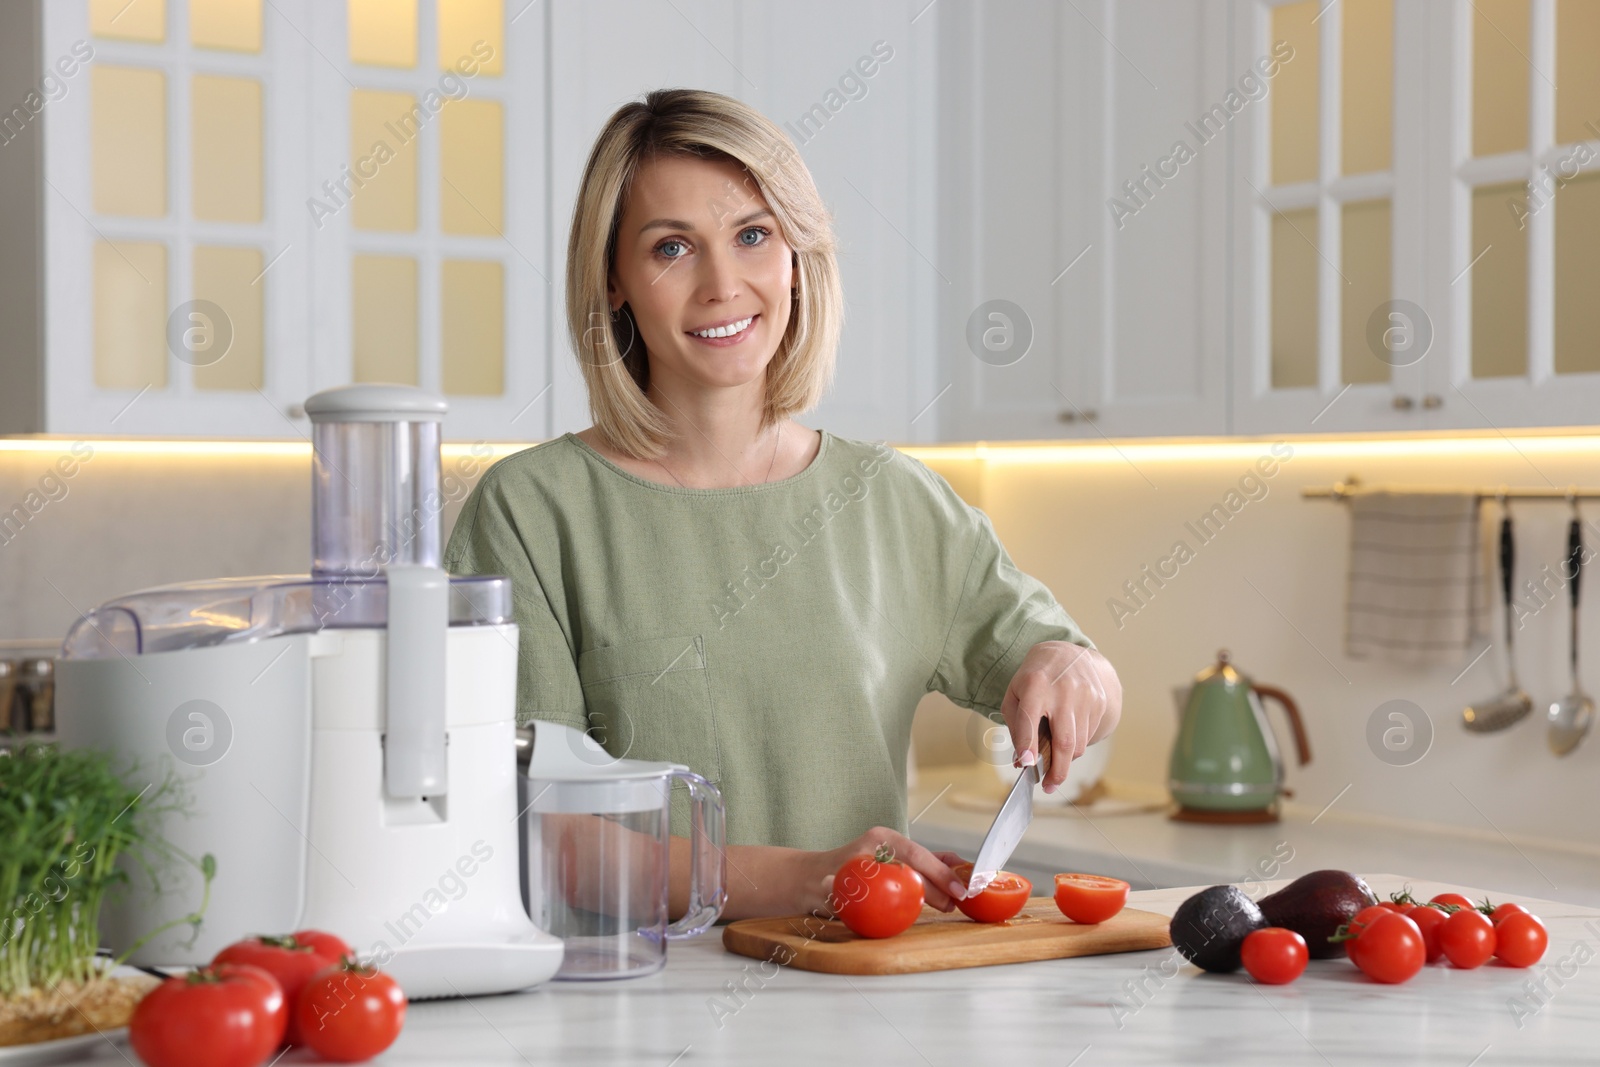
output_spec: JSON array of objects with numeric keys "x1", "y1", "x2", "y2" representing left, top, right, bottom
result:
[{"x1": 966, "y1": 720, "x2": 1052, "y2": 896}]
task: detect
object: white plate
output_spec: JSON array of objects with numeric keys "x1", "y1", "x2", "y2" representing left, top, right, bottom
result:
[
  {"x1": 1, "y1": 966, "x2": 153, "y2": 1066},
  {"x1": 0, "y1": 1028, "x2": 127, "y2": 1066}
]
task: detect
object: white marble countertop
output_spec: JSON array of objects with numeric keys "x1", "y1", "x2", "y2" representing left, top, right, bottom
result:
[
  {"x1": 906, "y1": 763, "x2": 1600, "y2": 910},
  {"x1": 68, "y1": 873, "x2": 1600, "y2": 1065}
]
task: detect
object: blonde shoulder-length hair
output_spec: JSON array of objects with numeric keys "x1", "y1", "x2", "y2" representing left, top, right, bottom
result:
[{"x1": 566, "y1": 88, "x2": 843, "y2": 459}]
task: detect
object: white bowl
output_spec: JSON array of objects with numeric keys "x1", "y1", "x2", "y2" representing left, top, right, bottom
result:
[{"x1": 989, "y1": 736, "x2": 1112, "y2": 805}]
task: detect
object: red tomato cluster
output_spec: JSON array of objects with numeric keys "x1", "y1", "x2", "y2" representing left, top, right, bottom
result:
[
  {"x1": 1240, "y1": 888, "x2": 1551, "y2": 986},
  {"x1": 129, "y1": 930, "x2": 407, "y2": 1067},
  {"x1": 830, "y1": 848, "x2": 1131, "y2": 938}
]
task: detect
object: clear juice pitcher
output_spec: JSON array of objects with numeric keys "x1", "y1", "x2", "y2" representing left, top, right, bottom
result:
[{"x1": 517, "y1": 722, "x2": 727, "y2": 979}]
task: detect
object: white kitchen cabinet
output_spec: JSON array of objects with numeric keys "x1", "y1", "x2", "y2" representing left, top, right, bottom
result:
[
  {"x1": 1232, "y1": 0, "x2": 1600, "y2": 437},
  {"x1": 2, "y1": 0, "x2": 549, "y2": 442},
  {"x1": 937, "y1": 0, "x2": 1230, "y2": 443},
  {"x1": 544, "y1": 0, "x2": 938, "y2": 444},
  {"x1": 3, "y1": 0, "x2": 316, "y2": 438}
]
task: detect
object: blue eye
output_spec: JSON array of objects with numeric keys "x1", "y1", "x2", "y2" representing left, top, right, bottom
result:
[
  {"x1": 656, "y1": 239, "x2": 686, "y2": 259},
  {"x1": 739, "y1": 226, "x2": 770, "y2": 246}
]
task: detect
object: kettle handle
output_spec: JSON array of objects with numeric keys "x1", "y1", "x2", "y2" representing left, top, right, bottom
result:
[
  {"x1": 664, "y1": 770, "x2": 728, "y2": 939},
  {"x1": 1252, "y1": 684, "x2": 1312, "y2": 766}
]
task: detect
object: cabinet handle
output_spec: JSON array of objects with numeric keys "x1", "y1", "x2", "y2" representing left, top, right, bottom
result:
[
  {"x1": 1421, "y1": 394, "x2": 1442, "y2": 409},
  {"x1": 1391, "y1": 395, "x2": 1416, "y2": 410},
  {"x1": 287, "y1": 403, "x2": 307, "y2": 419},
  {"x1": 1058, "y1": 411, "x2": 1078, "y2": 424},
  {"x1": 1081, "y1": 409, "x2": 1098, "y2": 422}
]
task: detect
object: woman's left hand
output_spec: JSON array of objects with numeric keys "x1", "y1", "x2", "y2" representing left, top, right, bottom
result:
[{"x1": 1000, "y1": 643, "x2": 1122, "y2": 793}]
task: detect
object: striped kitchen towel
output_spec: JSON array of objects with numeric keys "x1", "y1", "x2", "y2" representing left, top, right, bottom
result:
[{"x1": 1344, "y1": 492, "x2": 1487, "y2": 666}]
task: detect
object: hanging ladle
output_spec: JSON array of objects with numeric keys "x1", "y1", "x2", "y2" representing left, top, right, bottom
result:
[
  {"x1": 1464, "y1": 495, "x2": 1534, "y2": 732},
  {"x1": 1548, "y1": 495, "x2": 1593, "y2": 755}
]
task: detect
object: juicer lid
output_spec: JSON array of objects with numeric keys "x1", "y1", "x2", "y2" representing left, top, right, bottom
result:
[
  {"x1": 304, "y1": 384, "x2": 448, "y2": 423},
  {"x1": 519, "y1": 721, "x2": 689, "y2": 783}
]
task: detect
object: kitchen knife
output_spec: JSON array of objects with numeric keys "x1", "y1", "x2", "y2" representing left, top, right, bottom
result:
[{"x1": 966, "y1": 719, "x2": 1052, "y2": 896}]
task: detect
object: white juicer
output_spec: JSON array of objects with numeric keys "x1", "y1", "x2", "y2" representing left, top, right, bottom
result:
[{"x1": 54, "y1": 385, "x2": 564, "y2": 998}]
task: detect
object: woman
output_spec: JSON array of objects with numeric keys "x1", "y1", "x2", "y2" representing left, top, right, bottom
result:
[{"x1": 444, "y1": 88, "x2": 1121, "y2": 923}]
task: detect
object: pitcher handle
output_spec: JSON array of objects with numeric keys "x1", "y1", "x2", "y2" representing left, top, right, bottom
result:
[
  {"x1": 1253, "y1": 684, "x2": 1312, "y2": 766},
  {"x1": 664, "y1": 769, "x2": 728, "y2": 939}
]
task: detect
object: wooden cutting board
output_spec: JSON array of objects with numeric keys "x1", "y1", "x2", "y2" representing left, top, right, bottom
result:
[{"x1": 721, "y1": 897, "x2": 1172, "y2": 975}]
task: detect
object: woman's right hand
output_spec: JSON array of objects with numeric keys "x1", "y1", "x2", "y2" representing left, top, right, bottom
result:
[{"x1": 795, "y1": 826, "x2": 970, "y2": 917}]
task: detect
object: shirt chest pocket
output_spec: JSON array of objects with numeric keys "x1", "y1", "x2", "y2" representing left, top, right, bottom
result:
[{"x1": 577, "y1": 633, "x2": 719, "y2": 783}]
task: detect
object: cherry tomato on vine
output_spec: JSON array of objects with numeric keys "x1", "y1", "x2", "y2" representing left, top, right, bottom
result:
[
  {"x1": 1052, "y1": 873, "x2": 1131, "y2": 925},
  {"x1": 1486, "y1": 902, "x2": 1529, "y2": 925},
  {"x1": 1346, "y1": 912, "x2": 1425, "y2": 984},
  {"x1": 832, "y1": 844, "x2": 926, "y2": 939},
  {"x1": 1492, "y1": 912, "x2": 1548, "y2": 968},
  {"x1": 949, "y1": 863, "x2": 1032, "y2": 923},
  {"x1": 1429, "y1": 892, "x2": 1475, "y2": 910},
  {"x1": 1242, "y1": 928, "x2": 1309, "y2": 985},
  {"x1": 1342, "y1": 905, "x2": 1395, "y2": 958},
  {"x1": 1439, "y1": 908, "x2": 1496, "y2": 969},
  {"x1": 1400, "y1": 904, "x2": 1449, "y2": 963}
]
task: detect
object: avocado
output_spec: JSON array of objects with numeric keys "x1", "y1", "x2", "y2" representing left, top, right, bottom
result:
[
  {"x1": 1169, "y1": 885, "x2": 1267, "y2": 973},
  {"x1": 1258, "y1": 870, "x2": 1378, "y2": 959}
]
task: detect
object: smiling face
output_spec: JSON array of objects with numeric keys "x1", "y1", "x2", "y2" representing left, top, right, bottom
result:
[{"x1": 607, "y1": 153, "x2": 795, "y2": 398}]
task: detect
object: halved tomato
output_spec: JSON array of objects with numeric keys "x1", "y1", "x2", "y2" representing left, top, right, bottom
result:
[
  {"x1": 1053, "y1": 873, "x2": 1130, "y2": 924},
  {"x1": 951, "y1": 862, "x2": 1032, "y2": 923}
]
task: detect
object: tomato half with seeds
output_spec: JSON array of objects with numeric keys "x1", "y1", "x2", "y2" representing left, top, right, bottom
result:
[
  {"x1": 950, "y1": 862, "x2": 1032, "y2": 923},
  {"x1": 1053, "y1": 873, "x2": 1131, "y2": 924}
]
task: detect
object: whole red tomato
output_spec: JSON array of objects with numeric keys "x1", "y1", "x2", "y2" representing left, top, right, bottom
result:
[
  {"x1": 1241, "y1": 928, "x2": 1309, "y2": 985},
  {"x1": 1429, "y1": 892, "x2": 1476, "y2": 910},
  {"x1": 1052, "y1": 873, "x2": 1131, "y2": 925},
  {"x1": 950, "y1": 862, "x2": 1032, "y2": 923},
  {"x1": 1438, "y1": 908, "x2": 1496, "y2": 968},
  {"x1": 293, "y1": 929, "x2": 354, "y2": 962},
  {"x1": 296, "y1": 960, "x2": 407, "y2": 1063},
  {"x1": 1493, "y1": 912, "x2": 1548, "y2": 967},
  {"x1": 831, "y1": 844, "x2": 926, "y2": 939},
  {"x1": 1347, "y1": 912, "x2": 1425, "y2": 984},
  {"x1": 214, "y1": 934, "x2": 343, "y2": 1046},
  {"x1": 130, "y1": 963, "x2": 286, "y2": 1067}
]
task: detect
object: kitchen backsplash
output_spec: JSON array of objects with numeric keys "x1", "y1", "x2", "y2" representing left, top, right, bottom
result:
[{"x1": 4, "y1": 433, "x2": 1598, "y2": 857}]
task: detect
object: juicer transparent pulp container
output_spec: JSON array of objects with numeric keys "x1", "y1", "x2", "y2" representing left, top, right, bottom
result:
[{"x1": 517, "y1": 721, "x2": 727, "y2": 979}]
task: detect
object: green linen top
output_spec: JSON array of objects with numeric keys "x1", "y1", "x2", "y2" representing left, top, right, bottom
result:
[{"x1": 442, "y1": 431, "x2": 1094, "y2": 850}]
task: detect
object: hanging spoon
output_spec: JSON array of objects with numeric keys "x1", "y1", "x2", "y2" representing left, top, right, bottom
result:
[{"x1": 1548, "y1": 498, "x2": 1593, "y2": 755}]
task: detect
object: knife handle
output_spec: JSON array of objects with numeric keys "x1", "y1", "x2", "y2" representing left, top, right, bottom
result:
[{"x1": 1033, "y1": 718, "x2": 1053, "y2": 780}]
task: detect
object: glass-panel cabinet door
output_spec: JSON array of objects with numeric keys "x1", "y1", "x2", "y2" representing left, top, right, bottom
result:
[
  {"x1": 1233, "y1": 0, "x2": 1429, "y2": 433},
  {"x1": 307, "y1": 0, "x2": 549, "y2": 442},
  {"x1": 1431, "y1": 0, "x2": 1600, "y2": 429},
  {"x1": 42, "y1": 0, "x2": 312, "y2": 436}
]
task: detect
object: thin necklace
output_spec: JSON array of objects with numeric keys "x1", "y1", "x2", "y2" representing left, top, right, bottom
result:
[{"x1": 655, "y1": 424, "x2": 782, "y2": 488}]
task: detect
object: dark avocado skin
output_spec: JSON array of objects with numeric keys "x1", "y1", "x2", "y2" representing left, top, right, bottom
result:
[
  {"x1": 1259, "y1": 870, "x2": 1379, "y2": 959},
  {"x1": 1169, "y1": 885, "x2": 1267, "y2": 973}
]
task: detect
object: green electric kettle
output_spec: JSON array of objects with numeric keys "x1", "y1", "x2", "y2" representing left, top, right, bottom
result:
[{"x1": 1168, "y1": 650, "x2": 1311, "y2": 823}]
